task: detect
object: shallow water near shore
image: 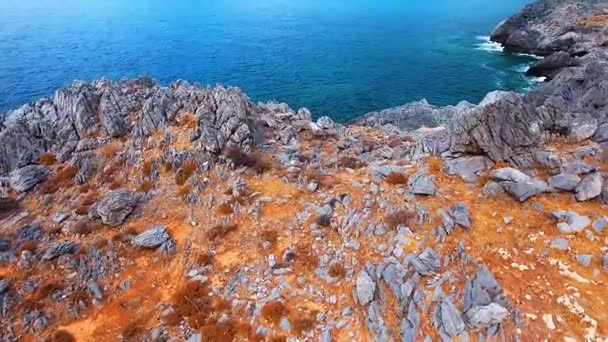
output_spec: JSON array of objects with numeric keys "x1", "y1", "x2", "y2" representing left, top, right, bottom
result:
[{"x1": 0, "y1": 0, "x2": 535, "y2": 120}]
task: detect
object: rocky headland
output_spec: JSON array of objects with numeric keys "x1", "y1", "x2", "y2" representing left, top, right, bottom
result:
[{"x1": 1, "y1": 0, "x2": 608, "y2": 341}]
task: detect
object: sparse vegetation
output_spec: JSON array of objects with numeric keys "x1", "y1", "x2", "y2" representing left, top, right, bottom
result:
[
  {"x1": 206, "y1": 223, "x2": 238, "y2": 242},
  {"x1": 216, "y1": 202, "x2": 233, "y2": 215},
  {"x1": 40, "y1": 165, "x2": 78, "y2": 194},
  {"x1": 224, "y1": 146, "x2": 271, "y2": 174},
  {"x1": 261, "y1": 300, "x2": 288, "y2": 325},
  {"x1": 39, "y1": 152, "x2": 57, "y2": 166},
  {"x1": 328, "y1": 262, "x2": 347, "y2": 278},
  {"x1": 386, "y1": 172, "x2": 409, "y2": 185},
  {"x1": 385, "y1": 209, "x2": 417, "y2": 230}
]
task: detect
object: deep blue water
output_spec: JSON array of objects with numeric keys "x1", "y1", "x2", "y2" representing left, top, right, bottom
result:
[{"x1": 0, "y1": 0, "x2": 536, "y2": 121}]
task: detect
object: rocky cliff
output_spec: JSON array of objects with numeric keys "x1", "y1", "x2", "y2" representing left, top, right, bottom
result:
[{"x1": 1, "y1": 1, "x2": 608, "y2": 341}]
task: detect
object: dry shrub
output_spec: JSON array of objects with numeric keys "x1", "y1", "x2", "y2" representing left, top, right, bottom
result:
[
  {"x1": 33, "y1": 281, "x2": 60, "y2": 301},
  {"x1": 40, "y1": 165, "x2": 78, "y2": 194},
  {"x1": 200, "y1": 322, "x2": 235, "y2": 342},
  {"x1": 260, "y1": 229, "x2": 278, "y2": 244},
  {"x1": 386, "y1": 172, "x2": 408, "y2": 185},
  {"x1": 197, "y1": 252, "x2": 214, "y2": 266},
  {"x1": 328, "y1": 263, "x2": 347, "y2": 278},
  {"x1": 180, "y1": 114, "x2": 197, "y2": 129},
  {"x1": 39, "y1": 153, "x2": 57, "y2": 166},
  {"x1": 139, "y1": 180, "x2": 155, "y2": 193},
  {"x1": 224, "y1": 146, "x2": 271, "y2": 174},
  {"x1": 142, "y1": 161, "x2": 153, "y2": 178},
  {"x1": 176, "y1": 160, "x2": 196, "y2": 186},
  {"x1": 121, "y1": 324, "x2": 145, "y2": 340},
  {"x1": 178, "y1": 185, "x2": 190, "y2": 198},
  {"x1": 291, "y1": 315, "x2": 316, "y2": 336},
  {"x1": 339, "y1": 156, "x2": 364, "y2": 169},
  {"x1": 261, "y1": 301, "x2": 288, "y2": 325},
  {"x1": 206, "y1": 223, "x2": 238, "y2": 242},
  {"x1": 72, "y1": 219, "x2": 91, "y2": 235},
  {"x1": 216, "y1": 203, "x2": 233, "y2": 216},
  {"x1": 386, "y1": 209, "x2": 417, "y2": 230},
  {"x1": 79, "y1": 184, "x2": 91, "y2": 193},
  {"x1": 108, "y1": 180, "x2": 122, "y2": 190},
  {"x1": 317, "y1": 174, "x2": 339, "y2": 189},
  {"x1": 296, "y1": 244, "x2": 318, "y2": 270},
  {"x1": 163, "y1": 162, "x2": 173, "y2": 173},
  {"x1": 170, "y1": 281, "x2": 235, "y2": 332},
  {"x1": 426, "y1": 156, "x2": 443, "y2": 175},
  {"x1": 51, "y1": 330, "x2": 76, "y2": 342},
  {"x1": 100, "y1": 144, "x2": 120, "y2": 158},
  {"x1": 269, "y1": 337, "x2": 287, "y2": 342},
  {"x1": 0, "y1": 197, "x2": 19, "y2": 221},
  {"x1": 17, "y1": 241, "x2": 38, "y2": 255}
]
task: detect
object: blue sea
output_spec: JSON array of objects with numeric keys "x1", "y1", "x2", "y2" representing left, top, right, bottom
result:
[{"x1": 0, "y1": 0, "x2": 536, "y2": 121}]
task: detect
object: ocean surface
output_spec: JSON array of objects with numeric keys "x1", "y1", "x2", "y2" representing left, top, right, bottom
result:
[{"x1": 0, "y1": 0, "x2": 537, "y2": 121}]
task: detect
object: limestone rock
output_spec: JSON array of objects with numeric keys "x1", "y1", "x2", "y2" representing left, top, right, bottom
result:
[
  {"x1": 96, "y1": 189, "x2": 139, "y2": 226},
  {"x1": 9, "y1": 165, "x2": 49, "y2": 192},
  {"x1": 356, "y1": 269, "x2": 375, "y2": 306}
]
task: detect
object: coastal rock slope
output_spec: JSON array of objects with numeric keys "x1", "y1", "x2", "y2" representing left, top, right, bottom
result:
[{"x1": 1, "y1": 0, "x2": 608, "y2": 341}]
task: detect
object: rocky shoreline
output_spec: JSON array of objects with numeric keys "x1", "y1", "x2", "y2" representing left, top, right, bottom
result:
[{"x1": 1, "y1": 0, "x2": 608, "y2": 341}]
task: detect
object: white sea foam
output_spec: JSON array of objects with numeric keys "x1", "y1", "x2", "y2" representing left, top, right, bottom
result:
[
  {"x1": 513, "y1": 64, "x2": 530, "y2": 73},
  {"x1": 475, "y1": 36, "x2": 504, "y2": 53}
]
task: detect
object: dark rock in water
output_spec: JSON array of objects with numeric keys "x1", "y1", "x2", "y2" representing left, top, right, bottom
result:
[
  {"x1": 574, "y1": 172, "x2": 603, "y2": 201},
  {"x1": 42, "y1": 241, "x2": 79, "y2": 260},
  {"x1": 9, "y1": 165, "x2": 49, "y2": 192},
  {"x1": 132, "y1": 225, "x2": 171, "y2": 248},
  {"x1": 527, "y1": 51, "x2": 579, "y2": 79},
  {"x1": 95, "y1": 189, "x2": 139, "y2": 226}
]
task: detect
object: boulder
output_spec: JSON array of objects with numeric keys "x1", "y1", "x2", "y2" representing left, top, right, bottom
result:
[
  {"x1": 356, "y1": 269, "x2": 375, "y2": 306},
  {"x1": 411, "y1": 247, "x2": 441, "y2": 276},
  {"x1": 548, "y1": 173, "x2": 581, "y2": 191},
  {"x1": 408, "y1": 171, "x2": 436, "y2": 196},
  {"x1": 132, "y1": 225, "x2": 171, "y2": 248},
  {"x1": 464, "y1": 303, "x2": 509, "y2": 329},
  {"x1": 447, "y1": 203, "x2": 471, "y2": 229},
  {"x1": 96, "y1": 189, "x2": 139, "y2": 226},
  {"x1": 501, "y1": 179, "x2": 547, "y2": 202},
  {"x1": 574, "y1": 172, "x2": 603, "y2": 201},
  {"x1": 553, "y1": 210, "x2": 591, "y2": 234},
  {"x1": 9, "y1": 165, "x2": 49, "y2": 192}
]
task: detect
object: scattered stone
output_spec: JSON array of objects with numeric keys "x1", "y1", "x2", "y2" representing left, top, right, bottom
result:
[
  {"x1": 96, "y1": 189, "x2": 139, "y2": 226},
  {"x1": 464, "y1": 303, "x2": 508, "y2": 330},
  {"x1": 576, "y1": 254, "x2": 592, "y2": 267},
  {"x1": 408, "y1": 171, "x2": 436, "y2": 196},
  {"x1": 437, "y1": 297, "x2": 466, "y2": 337},
  {"x1": 316, "y1": 204, "x2": 333, "y2": 226},
  {"x1": 447, "y1": 202, "x2": 471, "y2": 229},
  {"x1": 548, "y1": 173, "x2": 581, "y2": 191},
  {"x1": 553, "y1": 210, "x2": 591, "y2": 234},
  {"x1": 0, "y1": 280, "x2": 9, "y2": 294},
  {"x1": 307, "y1": 182, "x2": 318, "y2": 192},
  {"x1": 550, "y1": 238, "x2": 569, "y2": 251},
  {"x1": 132, "y1": 225, "x2": 170, "y2": 248},
  {"x1": 592, "y1": 217, "x2": 607, "y2": 232},
  {"x1": 87, "y1": 279, "x2": 104, "y2": 300},
  {"x1": 503, "y1": 216, "x2": 513, "y2": 225},
  {"x1": 356, "y1": 269, "x2": 375, "y2": 306},
  {"x1": 42, "y1": 241, "x2": 78, "y2": 260},
  {"x1": 411, "y1": 247, "x2": 441, "y2": 276},
  {"x1": 574, "y1": 172, "x2": 603, "y2": 201}
]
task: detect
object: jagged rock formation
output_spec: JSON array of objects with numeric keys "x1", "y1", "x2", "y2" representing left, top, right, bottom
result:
[{"x1": 0, "y1": 1, "x2": 607, "y2": 341}]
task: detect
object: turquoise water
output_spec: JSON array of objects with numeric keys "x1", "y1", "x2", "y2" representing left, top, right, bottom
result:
[{"x1": 0, "y1": 0, "x2": 535, "y2": 120}]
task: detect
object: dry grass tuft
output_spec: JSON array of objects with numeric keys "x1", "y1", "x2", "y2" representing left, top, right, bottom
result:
[
  {"x1": 291, "y1": 315, "x2": 316, "y2": 336},
  {"x1": 17, "y1": 241, "x2": 38, "y2": 255},
  {"x1": 197, "y1": 252, "x2": 214, "y2": 266},
  {"x1": 427, "y1": 156, "x2": 443, "y2": 175},
  {"x1": 108, "y1": 180, "x2": 122, "y2": 190},
  {"x1": 139, "y1": 180, "x2": 155, "y2": 193},
  {"x1": 40, "y1": 165, "x2": 78, "y2": 194},
  {"x1": 386, "y1": 172, "x2": 409, "y2": 185},
  {"x1": 216, "y1": 202, "x2": 233, "y2": 215},
  {"x1": 328, "y1": 262, "x2": 347, "y2": 278},
  {"x1": 176, "y1": 160, "x2": 196, "y2": 186},
  {"x1": 261, "y1": 301, "x2": 288, "y2": 325},
  {"x1": 386, "y1": 209, "x2": 417, "y2": 230},
  {"x1": 225, "y1": 146, "x2": 271, "y2": 174},
  {"x1": 33, "y1": 281, "x2": 61, "y2": 301},
  {"x1": 260, "y1": 229, "x2": 279, "y2": 244},
  {"x1": 199, "y1": 322, "x2": 235, "y2": 342},
  {"x1": 206, "y1": 223, "x2": 238, "y2": 242},
  {"x1": 142, "y1": 160, "x2": 153, "y2": 178},
  {"x1": 72, "y1": 219, "x2": 91, "y2": 235},
  {"x1": 39, "y1": 153, "x2": 57, "y2": 166}
]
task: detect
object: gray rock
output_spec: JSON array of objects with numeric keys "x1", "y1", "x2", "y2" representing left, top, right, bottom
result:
[
  {"x1": 576, "y1": 254, "x2": 592, "y2": 267},
  {"x1": 501, "y1": 179, "x2": 547, "y2": 202},
  {"x1": 593, "y1": 123, "x2": 608, "y2": 142},
  {"x1": 411, "y1": 247, "x2": 441, "y2": 276},
  {"x1": 562, "y1": 161, "x2": 594, "y2": 175},
  {"x1": 42, "y1": 241, "x2": 78, "y2": 260},
  {"x1": 490, "y1": 167, "x2": 530, "y2": 183},
  {"x1": 464, "y1": 303, "x2": 508, "y2": 329},
  {"x1": 9, "y1": 165, "x2": 49, "y2": 192},
  {"x1": 96, "y1": 189, "x2": 139, "y2": 226},
  {"x1": 592, "y1": 217, "x2": 607, "y2": 232},
  {"x1": 408, "y1": 171, "x2": 436, "y2": 196},
  {"x1": 316, "y1": 204, "x2": 333, "y2": 226},
  {"x1": 548, "y1": 173, "x2": 581, "y2": 191},
  {"x1": 550, "y1": 238, "x2": 569, "y2": 251},
  {"x1": 356, "y1": 269, "x2": 375, "y2": 306},
  {"x1": 320, "y1": 329, "x2": 331, "y2": 342},
  {"x1": 480, "y1": 181, "x2": 506, "y2": 198},
  {"x1": 132, "y1": 225, "x2": 170, "y2": 248},
  {"x1": 444, "y1": 156, "x2": 489, "y2": 183},
  {"x1": 307, "y1": 182, "x2": 318, "y2": 192},
  {"x1": 0, "y1": 280, "x2": 9, "y2": 294},
  {"x1": 448, "y1": 202, "x2": 471, "y2": 229},
  {"x1": 603, "y1": 255, "x2": 608, "y2": 271},
  {"x1": 279, "y1": 317, "x2": 291, "y2": 332},
  {"x1": 186, "y1": 334, "x2": 201, "y2": 342},
  {"x1": 53, "y1": 212, "x2": 69, "y2": 224},
  {"x1": 569, "y1": 120, "x2": 598, "y2": 143},
  {"x1": 438, "y1": 298, "x2": 466, "y2": 337},
  {"x1": 574, "y1": 172, "x2": 603, "y2": 201},
  {"x1": 87, "y1": 279, "x2": 104, "y2": 299},
  {"x1": 553, "y1": 210, "x2": 590, "y2": 234}
]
